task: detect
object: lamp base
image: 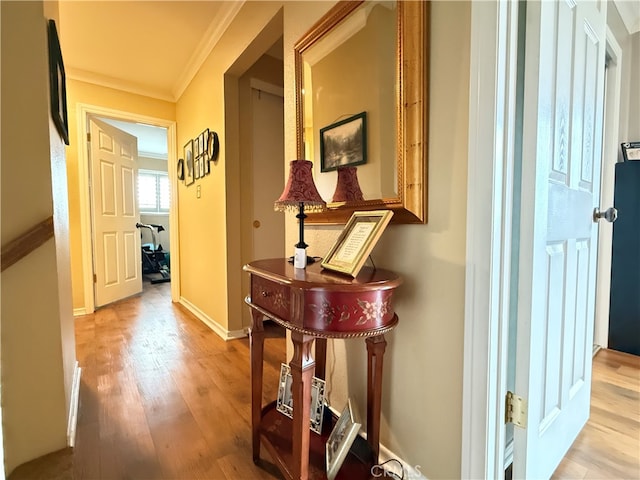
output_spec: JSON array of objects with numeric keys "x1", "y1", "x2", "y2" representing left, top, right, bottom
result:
[{"x1": 287, "y1": 255, "x2": 317, "y2": 265}]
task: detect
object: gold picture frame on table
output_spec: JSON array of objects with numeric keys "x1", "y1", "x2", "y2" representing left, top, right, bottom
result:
[{"x1": 321, "y1": 210, "x2": 393, "y2": 277}]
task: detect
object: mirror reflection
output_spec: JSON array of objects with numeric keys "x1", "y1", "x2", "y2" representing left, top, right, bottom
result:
[
  {"x1": 295, "y1": 0, "x2": 428, "y2": 224},
  {"x1": 300, "y1": 1, "x2": 397, "y2": 202}
]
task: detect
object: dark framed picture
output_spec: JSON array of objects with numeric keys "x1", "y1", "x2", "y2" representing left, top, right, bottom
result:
[
  {"x1": 184, "y1": 140, "x2": 194, "y2": 186},
  {"x1": 208, "y1": 131, "x2": 220, "y2": 163},
  {"x1": 621, "y1": 142, "x2": 640, "y2": 162},
  {"x1": 320, "y1": 112, "x2": 367, "y2": 172},
  {"x1": 177, "y1": 158, "x2": 185, "y2": 181},
  {"x1": 194, "y1": 157, "x2": 201, "y2": 180},
  {"x1": 47, "y1": 20, "x2": 69, "y2": 145}
]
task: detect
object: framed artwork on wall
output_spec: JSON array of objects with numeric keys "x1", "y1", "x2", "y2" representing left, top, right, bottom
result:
[
  {"x1": 184, "y1": 140, "x2": 194, "y2": 186},
  {"x1": 621, "y1": 142, "x2": 640, "y2": 162},
  {"x1": 47, "y1": 20, "x2": 69, "y2": 145}
]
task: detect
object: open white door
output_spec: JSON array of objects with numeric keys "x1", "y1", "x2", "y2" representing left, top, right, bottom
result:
[
  {"x1": 514, "y1": 1, "x2": 606, "y2": 478},
  {"x1": 89, "y1": 117, "x2": 142, "y2": 307}
]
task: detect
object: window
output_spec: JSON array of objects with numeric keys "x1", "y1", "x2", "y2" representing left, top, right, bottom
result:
[{"x1": 138, "y1": 170, "x2": 169, "y2": 213}]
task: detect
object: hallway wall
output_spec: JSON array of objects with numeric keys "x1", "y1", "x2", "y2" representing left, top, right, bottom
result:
[{"x1": 1, "y1": 0, "x2": 75, "y2": 474}]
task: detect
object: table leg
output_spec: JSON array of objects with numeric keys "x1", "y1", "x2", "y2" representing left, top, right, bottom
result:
[
  {"x1": 249, "y1": 309, "x2": 265, "y2": 463},
  {"x1": 290, "y1": 331, "x2": 315, "y2": 480},
  {"x1": 366, "y1": 334, "x2": 387, "y2": 465},
  {"x1": 314, "y1": 337, "x2": 327, "y2": 380}
]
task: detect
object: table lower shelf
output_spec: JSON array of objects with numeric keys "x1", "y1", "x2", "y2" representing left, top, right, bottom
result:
[{"x1": 258, "y1": 401, "x2": 374, "y2": 480}]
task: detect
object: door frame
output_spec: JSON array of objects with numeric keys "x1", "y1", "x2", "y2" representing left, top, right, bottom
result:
[
  {"x1": 594, "y1": 27, "x2": 623, "y2": 349},
  {"x1": 461, "y1": 1, "x2": 519, "y2": 478},
  {"x1": 462, "y1": 2, "x2": 620, "y2": 478},
  {"x1": 76, "y1": 103, "x2": 179, "y2": 313}
]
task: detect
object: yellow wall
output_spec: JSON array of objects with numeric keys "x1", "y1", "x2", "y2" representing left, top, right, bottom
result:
[
  {"x1": 65, "y1": 79, "x2": 175, "y2": 310},
  {"x1": 175, "y1": 2, "x2": 283, "y2": 333},
  {"x1": 284, "y1": 2, "x2": 470, "y2": 478},
  {"x1": 1, "y1": 0, "x2": 74, "y2": 474}
]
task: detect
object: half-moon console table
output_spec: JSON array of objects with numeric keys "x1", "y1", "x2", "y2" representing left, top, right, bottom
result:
[{"x1": 244, "y1": 258, "x2": 402, "y2": 480}]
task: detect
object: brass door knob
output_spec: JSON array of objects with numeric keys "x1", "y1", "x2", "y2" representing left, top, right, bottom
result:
[{"x1": 253, "y1": 220, "x2": 261, "y2": 228}]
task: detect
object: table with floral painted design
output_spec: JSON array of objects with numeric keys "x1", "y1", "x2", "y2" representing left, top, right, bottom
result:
[{"x1": 243, "y1": 258, "x2": 402, "y2": 480}]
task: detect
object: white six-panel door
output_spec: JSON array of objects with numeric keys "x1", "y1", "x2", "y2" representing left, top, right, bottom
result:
[
  {"x1": 89, "y1": 117, "x2": 142, "y2": 307},
  {"x1": 514, "y1": 1, "x2": 607, "y2": 478}
]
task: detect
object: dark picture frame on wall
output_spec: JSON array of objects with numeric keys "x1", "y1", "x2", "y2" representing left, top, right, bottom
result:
[
  {"x1": 621, "y1": 142, "x2": 640, "y2": 162},
  {"x1": 184, "y1": 140, "x2": 195, "y2": 186},
  {"x1": 47, "y1": 20, "x2": 69, "y2": 145},
  {"x1": 320, "y1": 112, "x2": 367, "y2": 172}
]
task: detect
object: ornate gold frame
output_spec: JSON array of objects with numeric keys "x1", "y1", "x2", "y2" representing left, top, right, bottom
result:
[{"x1": 294, "y1": 1, "x2": 429, "y2": 224}]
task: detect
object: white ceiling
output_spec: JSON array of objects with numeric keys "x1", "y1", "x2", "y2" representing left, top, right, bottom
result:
[
  {"x1": 100, "y1": 117, "x2": 168, "y2": 159},
  {"x1": 58, "y1": 0, "x2": 244, "y2": 102}
]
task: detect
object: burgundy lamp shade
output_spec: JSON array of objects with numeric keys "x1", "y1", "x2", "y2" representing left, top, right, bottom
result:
[
  {"x1": 332, "y1": 166, "x2": 364, "y2": 202},
  {"x1": 274, "y1": 160, "x2": 326, "y2": 212}
]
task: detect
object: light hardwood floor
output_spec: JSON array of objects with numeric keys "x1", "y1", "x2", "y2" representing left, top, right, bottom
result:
[
  {"x1": 11, "y1": 281, "x2": 285, "y2": 480},
  {"x1": 8, "y1": 282, "x2": 640, "y2": 479},
  {"x1": 553, "y1": 348, "x2": 640, "y2": 479}
]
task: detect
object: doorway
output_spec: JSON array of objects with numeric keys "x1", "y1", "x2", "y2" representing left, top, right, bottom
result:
[
  {"x1": 97, "y1": 117, "x2": 173, "y2": 288},
  {"x1": 77, "y1": 104, "x2": 179, "y2": 313},
  {"x1": 593, "y1": 29, "x2": 624, "y2": 350},
  {"x1": 232, "y1": 36, "x2": 285, "y2": 330}
]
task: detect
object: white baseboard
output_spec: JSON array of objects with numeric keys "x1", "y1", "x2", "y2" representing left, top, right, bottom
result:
[
  {"x1": 67, "y1": 361, "x2": 82, "y2": 447},
  {"x1": 73, "y1": 307, "x2": 87, "y2": 316},
  {"x1": 179, "y1": 297, "x2": 248, "y2": 341},
  {"x1": 377, "y1": 442, "x2": 428, "y2": 480},
  {"x1": 325, "y1": 405, "x2": 428, "y2": 480}
]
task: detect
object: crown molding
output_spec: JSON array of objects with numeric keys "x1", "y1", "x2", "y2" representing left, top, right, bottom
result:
[
  {"x1": 172, "y1": 1, "x2": 245, "y2": 101},
  {"x1": 139, "y1": 151, "x2": 168, "y2": 160},
  {"x1": 614, "y1": 0, "x2": 640, "y2": 34},
  {"x1": 66, "y1": 67, "x2": 175, "y2": 102}
]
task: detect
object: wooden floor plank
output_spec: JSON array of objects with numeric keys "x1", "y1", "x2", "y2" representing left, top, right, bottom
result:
[
  {"x1": 71, "y1": 281, "x2": 285, "y2": 479},
  {"x1": 553, "y1": 348, "x2": 640, "y2": 480}
]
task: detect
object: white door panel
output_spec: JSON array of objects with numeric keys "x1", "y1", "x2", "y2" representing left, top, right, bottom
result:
[
  {"x1": 90, "y1": 117, "x2": 142, "y2": 307},
  {"x1": 251, "y1": 88, "x2": 285, "y2": 261},
  {"x1": 515, "y1": 0, "x2": 606, "y2": 478}
]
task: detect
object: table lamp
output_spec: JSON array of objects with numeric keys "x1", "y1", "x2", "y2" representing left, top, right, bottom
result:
[
  {"x1": 332, "y1": 166, "x2": 364, "y2": 202},
  {"x1": 274, "y1": 160, "x2": 326, "y2": 268}
]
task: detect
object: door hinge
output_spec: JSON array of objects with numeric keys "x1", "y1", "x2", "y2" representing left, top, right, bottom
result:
[
  {"x1": 87, "y1": 132, "x2": 91, "y2": 142},
  {"x1": 93, "y1": 274, "x2": 97, "y2": 284},
  {"x1": 505, "y1": 391, "x2": 527, "y2": 428}
]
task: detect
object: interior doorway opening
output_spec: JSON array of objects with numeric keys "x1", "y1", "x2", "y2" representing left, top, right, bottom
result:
[{"x1": 76, "y1": 104, "x2": 178, "y2": 314}]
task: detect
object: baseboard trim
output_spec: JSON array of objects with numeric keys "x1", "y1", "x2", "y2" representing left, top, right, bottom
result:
[
  {"x1": 179, "y1": 297, "x2": 248, "y2": 341},
  {"x1": 67, "y1": 361, "x2": 81, "y2": 447},
  {"x1": 325, "y1": 405, "x2": 428, "y2": 480},
  {"x1": 73, "y1": 307, "x2": 87, "y2": 316}
]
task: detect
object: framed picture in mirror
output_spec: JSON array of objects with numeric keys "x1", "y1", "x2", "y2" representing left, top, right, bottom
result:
[{"x1": 320, "y1": 112, "x2": 367, "y2": 172}]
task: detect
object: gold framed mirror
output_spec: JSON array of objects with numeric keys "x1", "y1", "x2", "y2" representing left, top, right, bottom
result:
[{"x1": 295, "y1": 0, "x2": 428, "y2": 224}]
